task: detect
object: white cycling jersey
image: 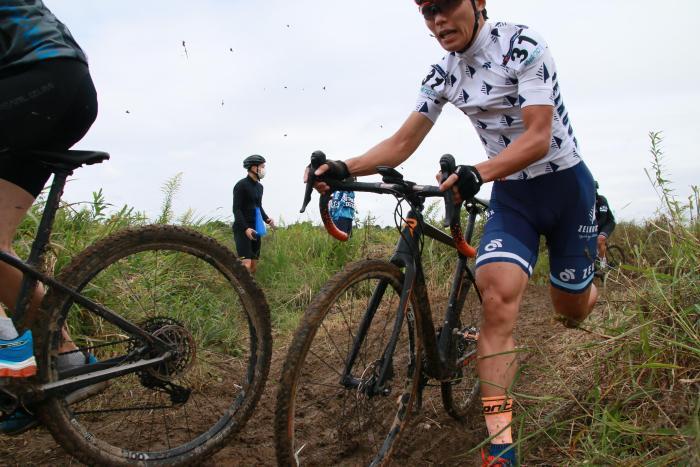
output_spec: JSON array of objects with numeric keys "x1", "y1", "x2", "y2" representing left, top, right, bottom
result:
[{"x1": 416, "y1": 22, "x2": 581, "y2": 180}]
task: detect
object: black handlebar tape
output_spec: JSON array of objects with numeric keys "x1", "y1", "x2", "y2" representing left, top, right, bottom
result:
[{"x1": 440, "y1": 154, "x2": 458, "y2": 227}]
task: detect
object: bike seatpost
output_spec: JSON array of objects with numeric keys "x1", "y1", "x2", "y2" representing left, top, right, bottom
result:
[{"x1": 14, "y1": 168, "x2": 71, "y2": 329}]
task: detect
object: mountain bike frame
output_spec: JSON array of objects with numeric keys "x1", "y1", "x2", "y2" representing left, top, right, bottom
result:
[
  {"x1": 0, "y1": 150, "x2": 173, "y2": 402},
  {"x1": 301, "y1": 162, "x2": 488, "y2": 398}
]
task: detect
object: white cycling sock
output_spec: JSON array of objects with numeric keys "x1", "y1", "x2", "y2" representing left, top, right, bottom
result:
[
  {"x1": 0, "y1": 317, "x2": 19, "y2": 340},
  {"x1": 57, "y1": 351, "x2": 87, "y2": 370}
]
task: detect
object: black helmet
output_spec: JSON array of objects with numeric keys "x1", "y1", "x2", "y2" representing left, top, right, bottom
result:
[{"x1": 243, "y1": 154, "x2": 266, "y2": 169}]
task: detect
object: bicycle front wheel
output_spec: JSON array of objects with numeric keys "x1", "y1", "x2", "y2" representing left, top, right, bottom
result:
[
  {"x1": 606, "y1": 245, "x2": 626, "y2": 269},
  {"x1": 275, "y1": 260, "x2": 421, "y2": 467},
  {"x1": 36, "y1": 225, "x2": 271, "y2": 466}
]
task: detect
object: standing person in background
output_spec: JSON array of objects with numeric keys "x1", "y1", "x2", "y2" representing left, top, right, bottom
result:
[
  {"x1": 0, "y1": 0, "x2": 100, "y2": 434},
  {"x1": 595, "y1": 181, "x2": 616, "y2": 268},
  {"x1": 232, "y1": 155, "x2": 275, "y2": 274},
  {"x1": 329, "y1": 185, "x2": 356, "y2": 236}
]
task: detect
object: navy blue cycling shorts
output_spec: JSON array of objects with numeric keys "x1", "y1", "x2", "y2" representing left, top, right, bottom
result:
[{"x1": 476, "y1": 161, "x2": 597, "y2": 294}]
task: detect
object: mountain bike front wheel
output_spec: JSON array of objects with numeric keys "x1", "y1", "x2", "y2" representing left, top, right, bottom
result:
[
  {"x1": 275, "y1": 259, "x2": 421, "y2": 467},
  {"x1": 36, "y1": 225, "x2": 271, "y2": 466}
]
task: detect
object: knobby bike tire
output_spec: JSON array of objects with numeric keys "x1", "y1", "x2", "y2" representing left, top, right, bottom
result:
[
  {"x1": 274, "y1": 260, "x2": 422, "y2": 467},
  {"x1": 440, "y1": 266, "x2": 481, "y2": 422},
  {"x1": 606, "y1": 245, "x2": 626, "y2": 269},
  {"x1": 35, "y1": 225, "x2": 272, "y2": 466}
]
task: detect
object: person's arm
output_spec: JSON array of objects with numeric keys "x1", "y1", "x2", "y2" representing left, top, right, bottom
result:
[
  {"x1": 232, "y1": 183, "x2": 251, "y2": 230},
  {"x1": 313, "y1": 112, "x2": 434, "y2": 183},
  {"x1": 473, "y1": 105, "x2": 553, "y2": 182},
  {"x1": 344, "y1": 112, "x2": 434, "y2": 176}
]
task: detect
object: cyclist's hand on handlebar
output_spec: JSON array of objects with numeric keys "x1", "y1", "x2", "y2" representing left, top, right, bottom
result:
[
  {"x1": 439, "y1": 165, "x2": 483, "y2": 204},
  {"x1": 303, "y1": 160, "x2": 350, "y2": 193}
]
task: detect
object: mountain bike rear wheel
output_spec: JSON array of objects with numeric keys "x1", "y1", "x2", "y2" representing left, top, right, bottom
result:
[
  {"x1": 36, "y1": 225, "x2": 271, "y2": 466},
  {"x1": 275, "y1": 260, "x2": 421, "y2": 467}
]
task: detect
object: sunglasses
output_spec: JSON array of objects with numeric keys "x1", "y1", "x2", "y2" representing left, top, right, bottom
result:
[{"x1": 418, "y1": 0, "x2": 463, "y2": 20}]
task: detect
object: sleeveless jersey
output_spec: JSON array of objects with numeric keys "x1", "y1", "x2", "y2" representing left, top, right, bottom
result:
[{"x1": 415, "y1": 22, "x2": 581, "y2": 180}]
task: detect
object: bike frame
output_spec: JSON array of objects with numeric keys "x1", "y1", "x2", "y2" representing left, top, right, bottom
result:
[
  {"x1": 339, "y1": 191, "x2": 485, "y2": 395},
  {"x1": 0, "y1": 164, "x2": 172, "y2": 400}
]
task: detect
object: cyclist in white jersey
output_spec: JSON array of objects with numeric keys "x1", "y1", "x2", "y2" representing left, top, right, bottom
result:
[{"x1": 309, "y1": 1, "x2": 599, "y2": 465}]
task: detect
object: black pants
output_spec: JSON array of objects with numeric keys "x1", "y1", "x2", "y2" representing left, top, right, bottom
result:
[{"x1": 0, "y1": 58, "x2": 98, "y2": 197}]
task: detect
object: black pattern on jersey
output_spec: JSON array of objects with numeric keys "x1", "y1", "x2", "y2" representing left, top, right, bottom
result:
[
  {"x1": 506, "y1": 76, "x2": 518, "y2": 85},
  {"x1": 499, "y1": 135, "x2": 512, "y2": 147},
  {"x1": 461, "y1": 90, "x2": 470, "y2": 103},
  {"x1": 545, "y1": 161, "x2": 560, "y2": 173},
  {"x1": 537, "y1": 63, "x2": 550, "y2": 82},
  {"x1": 551, "y1": 136, "x2": 563, "y2": 149},
  {"x1": 483, "y1": 62, "x2": 492, "y2": 69},
  {"x1": 490, "y1": 28, "x2": 501, "y2": 43},
  {"x1": 482, "y1": 82, "x2": 493, "y2": 95},
  {"x1": 465, "y1": 65, "x2": 477, "y2": 78},
  {"x1": 418, "y1": 101, "x2": 429, "y2": 113},
  {"x1": 476, "y1": 120, "x2": 488, "y2": 129},
  {"x1": 518, "y1": 94, "x2": 526, "y2": 106},
  {"x1": 480, "y1": 135, "x2": 488, "y2": 147},
  {"x1": 501, "y1": 115, "x2": 515, "y2": 127},
  {"x1": 504, "y1": 95, "x2": 518, "y2": 107}
]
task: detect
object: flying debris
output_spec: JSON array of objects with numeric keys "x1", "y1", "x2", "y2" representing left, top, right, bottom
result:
[
  {"x1": 229, "y1": 48, "x2": 233, "y2": 52},
  {"x1": 125, "y1": 110, "x2": 130, "y2": 114},
  {"x1": 221, "y1": 100, "x2": 224, "y2": 107},
  {"x1": 181, "y1": 40, "x2": 189, "y2": 59}
]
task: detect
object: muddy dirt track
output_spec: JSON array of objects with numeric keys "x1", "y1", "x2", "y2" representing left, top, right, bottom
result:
[{"x1": 2, "y1": 284, "x2": 607, "y2": 466}]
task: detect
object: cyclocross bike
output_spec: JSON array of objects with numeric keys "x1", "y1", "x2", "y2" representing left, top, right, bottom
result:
[
  {"x1": 594, "y1": 244, "x2": 626, "y2": 283},
  {"x1": 0, "y1": 149, "x2": 271, "y2": 465},
  {"x1": 274, "y1": 151, "x2": 489, "y2": 466}
]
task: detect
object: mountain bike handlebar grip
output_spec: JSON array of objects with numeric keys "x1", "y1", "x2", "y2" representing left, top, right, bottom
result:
[
  {"x1": 300, "y1": 150, "x2": 328, "y2": 213},
  {"x1": 440, "y1": 154, "x2": 458, "y2": 228},
  {"x1": 319, "y1": 191, "x2": 349, "y2": 242}
]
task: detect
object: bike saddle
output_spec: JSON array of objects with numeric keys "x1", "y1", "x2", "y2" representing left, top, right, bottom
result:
[{"x1": 20, "y1": 149, "x2": 109, "y2": 171}]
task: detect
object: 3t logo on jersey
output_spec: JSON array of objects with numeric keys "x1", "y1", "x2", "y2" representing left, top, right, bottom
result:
[{"x1": 484, "y1": 239, "x2": 503, "y2": 252}]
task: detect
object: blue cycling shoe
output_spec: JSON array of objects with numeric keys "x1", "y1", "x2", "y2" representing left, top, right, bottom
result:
[
  {"x1": 0, "y1": 407, "x2": 39, "y2": 436},
  {"x1": 0, "y1": 330, "x2": 37, "y2": 378},
  {"x1": 0, "y1": 351, "x2": 102, "y2": 436}
]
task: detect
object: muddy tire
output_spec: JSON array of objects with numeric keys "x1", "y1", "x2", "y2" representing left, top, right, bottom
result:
[
  {"x1": 35, "y1": 225, "x2": 272, "y2": 466},
  {"x1": 275, "y1": 259, "x2": 421, "y2": 466}
]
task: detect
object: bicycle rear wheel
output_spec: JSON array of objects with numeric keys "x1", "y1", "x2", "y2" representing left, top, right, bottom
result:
[
  {"x1": 36, "y1": 225, "x2": 271, "y2": 466},
  {"x1": 606, "y1": 245, "x2": 625, "y2": 269},
  {"x1": 275, "y1": 260, "x2": 421, "y2": 467}
]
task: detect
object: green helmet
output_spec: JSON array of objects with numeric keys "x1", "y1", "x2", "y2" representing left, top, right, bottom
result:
[{"x1": 243, "y1": 154, "x2": 266, "y2": 169}]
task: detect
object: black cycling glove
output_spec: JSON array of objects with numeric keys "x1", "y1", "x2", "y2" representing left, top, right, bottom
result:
[
  {"x1": 454, "y1": 165, "x2": 483, "y2": 200},
  {"x1": 323, "y1": 160, "x2": 351, "y2": 180}
]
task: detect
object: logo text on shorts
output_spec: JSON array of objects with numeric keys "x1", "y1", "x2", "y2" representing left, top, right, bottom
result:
[
  {"x1": 559, "y1": 268, "x2": 576, "y2": 282},
  {"x1": 484, "y1": 239, "x2": 503, "y2": 252}
]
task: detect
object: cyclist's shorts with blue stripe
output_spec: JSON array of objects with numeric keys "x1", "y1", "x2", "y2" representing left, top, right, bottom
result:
[{"x1": 476, "y1": 161, "x2": 597, "y2": 294}]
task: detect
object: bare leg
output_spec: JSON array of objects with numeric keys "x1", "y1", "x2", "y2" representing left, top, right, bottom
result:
[
  {"x1": 0, "y1": 179, "x2": 76, "y2": 352},
  {"x1": 476, "y1": 262, "x2": 528, "y2": 397},
  {"x1": 250, "y1": 259, "x2": 258, "y2": 275},
  {"x1": 550, "y1": 282, "x2": 597, "y2": 326},
  {"x1": 240, "y1": 258, "x2": 252, "y2": 273}
]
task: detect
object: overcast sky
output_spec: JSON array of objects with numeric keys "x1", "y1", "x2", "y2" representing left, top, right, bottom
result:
[{"x1": 48, "y1": 0, "x2": 699, "y2": 225}]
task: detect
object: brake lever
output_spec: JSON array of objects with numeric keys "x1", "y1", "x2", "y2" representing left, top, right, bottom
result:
[
  {"x1": 439, "y1": 153, "x2": 458, "y2": 227},
  {"x1": 300, "y1": 150, "x2": 327, "y2": 213}
]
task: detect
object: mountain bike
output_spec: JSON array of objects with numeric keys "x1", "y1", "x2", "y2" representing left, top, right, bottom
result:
[
  {"x1": 594, "y1": 243, "x2": 626, "y2": 282},
  {"x1": 274, "y1": 152, "x2": 488, "y2": 466},
  {"x1": 0, "y1": 149, "x2": 272, "y2": 465}
]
